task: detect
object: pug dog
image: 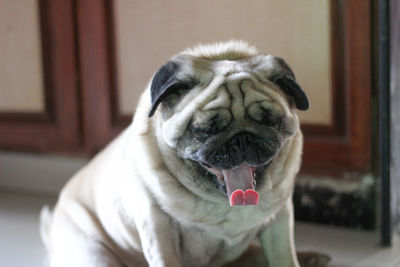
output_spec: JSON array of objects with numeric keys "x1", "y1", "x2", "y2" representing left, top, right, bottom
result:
[{"x1": 41, "y1": 41, "x2": 328, "y2": 267}]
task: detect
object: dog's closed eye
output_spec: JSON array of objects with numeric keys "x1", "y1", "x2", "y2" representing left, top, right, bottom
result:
[
  {"x1": 190, "y1": 110, "x2": 231, "y2": 141},
  {"x1": 247, "y1": 102, "x2": 284, "y2": 129}
]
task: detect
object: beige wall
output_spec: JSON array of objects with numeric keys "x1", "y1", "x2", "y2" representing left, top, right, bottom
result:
[
  {"x1": 115, "y1": 0, "x2": 332, "y2": 125},
  {"x1": 0, "y1": 0, "x2": 44, "y2": 112}
]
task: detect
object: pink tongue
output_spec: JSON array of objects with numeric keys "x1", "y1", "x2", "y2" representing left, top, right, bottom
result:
[
  {"x1": 222, "y1": 164, "x2": 259, "y2": 206},
  {"x1": 230, "y1": 189, "x2": 259, "y2": 206}
]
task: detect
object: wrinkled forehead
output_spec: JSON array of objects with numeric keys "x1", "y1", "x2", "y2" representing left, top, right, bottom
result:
[
  {"x1": 173, "y1": 54, "x2": 290, "y2": 106},
  {"x1": 173, "y1": 54, "x2": 282, "y2": 81}
]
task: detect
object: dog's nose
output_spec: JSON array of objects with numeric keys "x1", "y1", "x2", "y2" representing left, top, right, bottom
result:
[{"x1": 227, "y1": 132, "x2": 252, "y2": 152}]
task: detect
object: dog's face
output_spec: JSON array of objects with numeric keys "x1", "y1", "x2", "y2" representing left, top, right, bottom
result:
[{"x1": 148, "y1": 43, "x2": 308, "y2": 206}]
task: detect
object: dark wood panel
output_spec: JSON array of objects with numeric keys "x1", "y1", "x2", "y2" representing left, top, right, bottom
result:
[
  {"x1": 346, "y1": 0, "x2": 372, "y2": 170},
  {"x1": 301, "y1": 0, "x2": 372, "y2": 175},
  {"x1": 0, "y1": 0, "x2": 81, "y2": 153},
  {"x1": 75, "y1": 0, "x2": 133, "y2": 155},
  {"x1": 75, "y1": 0, "x2": 122, "y2": 154}
]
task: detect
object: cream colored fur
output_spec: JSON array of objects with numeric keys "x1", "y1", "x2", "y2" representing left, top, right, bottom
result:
[{"x1": 41, "y1": 41, "x2": 304, "y2": 267}]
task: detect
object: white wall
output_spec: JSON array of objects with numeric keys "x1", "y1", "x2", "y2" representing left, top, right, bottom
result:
[
  {"x1": 0, "y1": 0, "x2": 44, "y2": 112},
  {"x1": 0, "y1": 151, "x2": 88, "y2": 195}
]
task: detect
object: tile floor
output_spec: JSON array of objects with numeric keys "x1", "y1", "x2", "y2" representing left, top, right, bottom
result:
[{"x1": 0, "y1": 191, "x2": 399, "y2": 267}]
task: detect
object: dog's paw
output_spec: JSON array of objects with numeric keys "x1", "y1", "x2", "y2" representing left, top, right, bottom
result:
[{"x1": 297, "y1": 251, "x2": 331, "y2": 267}]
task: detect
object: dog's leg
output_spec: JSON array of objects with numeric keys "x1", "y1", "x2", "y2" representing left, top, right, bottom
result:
[
  {"x1": 46, "y1": 209, "x2": 128, "y2": 267},
  {"x1": 258, "y1": 199, "x2": 300, "y2": 267},
  {"x1": 135, "y1": 202, "x2": 181, "y2": 267},
  {"x1": 49, "y1": 239, "x2": 126, "y2": 267}
]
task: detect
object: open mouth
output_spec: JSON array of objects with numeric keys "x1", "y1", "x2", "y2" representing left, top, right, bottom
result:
[
  {"x1": 204, "y1": 163, "x2": 260, "y2": 206},
  {"x1": 195, "y1": 132, "x2": 277, "y2": 206}
]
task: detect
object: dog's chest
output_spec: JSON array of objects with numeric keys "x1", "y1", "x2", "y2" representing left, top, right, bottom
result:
[
  {"x1": 178, "y1": 223, "x2": 259, "y2": 267},
  {"x1": 179, "y1": 225, "x2": 222, "y2": 266}
]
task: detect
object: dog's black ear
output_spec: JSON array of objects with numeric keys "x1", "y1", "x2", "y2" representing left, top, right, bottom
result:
[
  {"x1": 270, "y1": 58, "x2": 309, "y2": 111},
  {"x1": 148, "y1": 61, "x2": 194, "y2": 117}
]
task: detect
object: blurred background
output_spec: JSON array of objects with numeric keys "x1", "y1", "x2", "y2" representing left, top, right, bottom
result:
[{"x1": 0, "y1": 0, "x2": 399, "y2": 266}]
